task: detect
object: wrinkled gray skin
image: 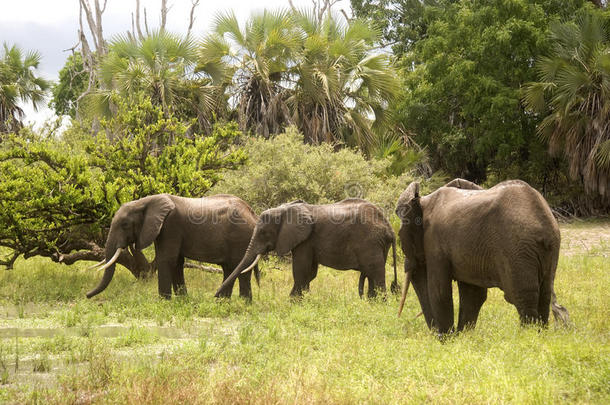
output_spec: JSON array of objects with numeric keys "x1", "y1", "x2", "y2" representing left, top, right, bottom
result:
[
  {"x1": 87, "y1": 194, "x2": 258, "y2": 299},
  {"x1": 215, "y1": 199, "x2": 398, "y2": 298},
  {"x1": 396, "y1": 178, "x2": 570, "y2": 334}
]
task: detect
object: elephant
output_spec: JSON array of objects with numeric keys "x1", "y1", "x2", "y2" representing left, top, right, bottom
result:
[
  {"x1": 396, "y1": 178, "x2": 570, "y2": 334},
  {"x1": 86, "y1": 194, "x2": 259, "y2": 299},
  {"x1": 214, "y1": 199, "x2": 398, "y2": 298}
]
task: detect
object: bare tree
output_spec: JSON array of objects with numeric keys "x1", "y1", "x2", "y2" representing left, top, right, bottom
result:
[
  {"x1": 71, "y1": 0, "x2": 108, "y2": 117},
  {"x1": 288, "y1": 0, "x2": 341, "y2": 24}
]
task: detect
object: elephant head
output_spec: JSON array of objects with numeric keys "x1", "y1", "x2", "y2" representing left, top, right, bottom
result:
[
  {"x1": 395, "y1": 181, "x2": 435, "y2": 327},
  {"x1": 214, "y1": 201, "x2": 313, "y2": 297},
  {"x1": 86, "y1": 194, "x2": 175, "y2": 298}
]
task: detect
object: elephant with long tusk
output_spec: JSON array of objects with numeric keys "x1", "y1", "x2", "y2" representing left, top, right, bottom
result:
[
  {"x1": 86, "y1": 194, "x2": 259, "y2": 300},
  {"x1": 215, "y1": 198, "x2": 398, "y2": 299}
]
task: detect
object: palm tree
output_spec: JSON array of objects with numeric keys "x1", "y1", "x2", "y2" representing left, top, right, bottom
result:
[
  {"x1": 198, "y1": 9, "x2": 399, "y2": 150},
  {"x1": 90, "y1": 31, "x2": 223, "y2": 132},
  {"x1": 289, "y1": 11, "x2": 399, "y2": 149},
  {"x1": 197, "y1": 10, "x2": 301, "y2": 138},
  {"x1": 0, "y1": 43, "x2": 50, "y2": 133},
  {"x1": 523, "y1": 11, "x2": 610, "y2": 200}
]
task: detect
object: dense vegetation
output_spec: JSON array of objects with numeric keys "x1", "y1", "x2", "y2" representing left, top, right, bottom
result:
[{"x1": 0, "y1": 0, "x2": 608, "y2": 273}]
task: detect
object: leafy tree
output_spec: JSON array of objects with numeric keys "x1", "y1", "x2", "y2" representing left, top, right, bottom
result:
[
  {"x1": 350, "y1": 0, "x2": 446, "y2": 56},
  {"x1": 0, "y1": 95, "x2": 245, "y2": 272},
  {"x1": 49, "y1": 52, "x2": 88, "y2": 118},
  {"x1": 524, "y1": 8, "x2": 610, "y2": 201},
  {"x1": 396, "y1": 0, "x2": 587, "y2": 183},
  {"x1": 0, "y1": 43, "x2": 51, "y2": 133}
]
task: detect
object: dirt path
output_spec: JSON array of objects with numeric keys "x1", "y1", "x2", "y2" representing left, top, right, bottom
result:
[{"x1": 559, "y1": 219, "x2": 609, "y2": 256}]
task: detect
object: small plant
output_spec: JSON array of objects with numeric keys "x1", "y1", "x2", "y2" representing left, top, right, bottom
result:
[
  {"x1": 0, "y1": 347, "x2": 9, "y2": 385},
  {"x1": 32, "y1": 354, "x2": 51, "y2": 373}
]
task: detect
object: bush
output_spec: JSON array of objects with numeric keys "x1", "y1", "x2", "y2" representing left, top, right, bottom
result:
[{"x1": 212, "y1": 127, "x2": 422, "y2": 215}]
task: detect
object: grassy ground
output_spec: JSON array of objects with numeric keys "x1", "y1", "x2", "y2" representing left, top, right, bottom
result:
[{"x1": 0, "y1": 220, "x2": 608, "y2": 404}]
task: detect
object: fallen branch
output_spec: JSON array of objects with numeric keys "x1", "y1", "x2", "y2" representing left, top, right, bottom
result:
[{"x1": 184, "y1": 262, "x2": 223, "y2": 274}]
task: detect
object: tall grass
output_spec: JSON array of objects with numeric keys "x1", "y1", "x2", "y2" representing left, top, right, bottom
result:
[{"x1": 0, "y1": 222, "x2": 608, "y2": 404}]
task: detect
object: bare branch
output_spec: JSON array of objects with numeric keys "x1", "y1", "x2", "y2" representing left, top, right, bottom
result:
[
  {"x1": 55, "y1": 248, "x2": 104, "y2": 265},
  {"x1": 80, "y1": 0, "x2": 100, "y2": 52},
  {"x1": 186, "y1": 0, "x2": 200, "y2": 38},
  {"x1": 340, "y1": 8, "x2": 351, "y2": 23},
  {"x1": 0, "y1": 252, "x2": 19, "y2": 270},
  {"x1": 135, "y1": 0, "x2": 145, "y2": 40},
  {"x1": 288, "y1": 0, "x2": 297, "y2": 12},
  {"x1": 160, "y1": 0, "x2": 168, "y2": 32},
  {"x1": 184, "y1": 262, "x2": 223, "y2": 274},
  {"x1": 144, "y1": 7, "x2": 150, "y2": 36}
]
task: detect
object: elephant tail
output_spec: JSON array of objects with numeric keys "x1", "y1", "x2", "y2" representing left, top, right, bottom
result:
[
  {"x1": 390, "y1": 236, "x2": 399, "y2": 294},
  {"x1": 551, "y1": 287, "x2": 570, "y2": 326}
]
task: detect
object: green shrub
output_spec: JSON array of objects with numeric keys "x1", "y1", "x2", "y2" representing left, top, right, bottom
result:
[{"x1": 213, "y1": 128, "x2": 413, "y2": 214}]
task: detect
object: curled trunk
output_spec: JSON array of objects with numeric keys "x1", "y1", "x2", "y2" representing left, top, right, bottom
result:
[
  {"x1": 214, "y1": 247, "x2": 260, "y2": 297},
  {"x1": 86, "y1": 243, "x2": 121, "y2": 298}
]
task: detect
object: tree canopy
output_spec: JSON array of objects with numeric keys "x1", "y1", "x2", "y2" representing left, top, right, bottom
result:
[{"x1": 0, "y1": 43, "x2": 51, "y2": 133}]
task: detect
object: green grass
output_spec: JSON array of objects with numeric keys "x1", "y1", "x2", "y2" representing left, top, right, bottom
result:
[{"x1": 0, "y1": 221, "x2": 608, "y2": 404}]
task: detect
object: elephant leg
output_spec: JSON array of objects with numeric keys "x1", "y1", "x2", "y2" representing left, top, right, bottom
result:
[
  {"x1": 237, "y1": 271, "x2": 253, "y2": 300},
  {"x1": 537, "y1": 279, "x2": 552, "y2": 325},
  {"x1": 456, "y1": 281, "x2": 487, "y2": 332},
  {"x1": 172, "y1": 256, "x2": 187, "y2": 296},
  {"x1": 290, "y1": 245, "x2": 313, "y2": 297},
  {"x1": 156, "y1": 256, "x2": 177, "y2": 299},
  {"x1": 218, "y1": 264, "x2": 235, "y2": 298},
  {"x1": 363, "y1": 263, "x2": 386, "y2": 299},
  {"x1": 303, "y1": 260, "x2": 318, "y2": 292},
  {"x1": 508, "y1": 263, "x2": 541, "y2": 326},
  {"x1": 515, "y1": 290, "x2": 540, "y2": 326},
  {"x1": 427, "y1": 257, "x2": 454, "y2": 334}
]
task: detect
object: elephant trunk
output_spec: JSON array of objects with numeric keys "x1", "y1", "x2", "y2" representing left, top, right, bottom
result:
[
  {"x1": 214, "y1": 246, "x2": 262, "y2": 298},
  {"x1": 411, "y1": 269, "x2": 435, "y2": 329},
  {"x1": 86, "y1": 242, "x2": 123, "y2": 299}
]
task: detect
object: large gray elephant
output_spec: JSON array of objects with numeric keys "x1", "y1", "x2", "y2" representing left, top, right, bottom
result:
[
  {"x1": 86, "y1": 194, "x2": 258, "y2": 299},
  {"x1": 396, "y1": 178, "x2": 570, "y2": 334},
  {"x1": 215, "y1": 199, "x2": 398, "y2": 298}
]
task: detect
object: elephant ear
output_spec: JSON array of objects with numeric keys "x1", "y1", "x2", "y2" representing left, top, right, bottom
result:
[
  {"x1": 135, "y1": 194, "x2": 176, "y2": 250},
  {"x1": 396, "y1": 182, "x2": 425, "y2": 270},
  {"x1": 396, "y1": 181, "x2": 420, "y2": 220},
  {"x1": 275, "y1": 203, "x2": 314, "y2": 256},
  {"x1": 443, "y1": 178, "x2": 483, "y2": 190}
]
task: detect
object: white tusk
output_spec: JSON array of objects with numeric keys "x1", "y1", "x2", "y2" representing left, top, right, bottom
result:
[
  {"x1": 86, "y1": 259, "x2": 106, "y2": 271},
  {"x1": 98, "y1": 248, "x2": 123, "y2": 272},
  {"x1": 398, "y1": 271, "x2": 411, "y2": 317},
  {"x1": 241, "y1": 254, "x2": 262, "y2": 274}
]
